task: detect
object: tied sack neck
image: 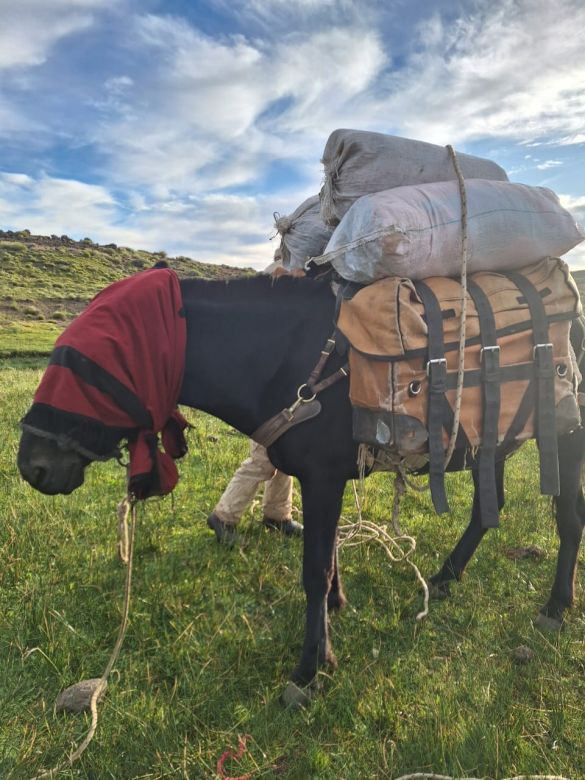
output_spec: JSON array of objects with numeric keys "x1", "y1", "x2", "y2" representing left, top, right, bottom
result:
[{"x1": 23, "y1": 269, "x2": 188, "y2": 499}]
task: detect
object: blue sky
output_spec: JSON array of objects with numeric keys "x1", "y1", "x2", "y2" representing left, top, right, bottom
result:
[{"x1": 0, "y1": 0, "x2": 584, "y2": 269}]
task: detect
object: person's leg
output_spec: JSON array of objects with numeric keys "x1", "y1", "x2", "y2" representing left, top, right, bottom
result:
[
  {"x1": 262, "y1": 468, "x2": 302, "y2": 536},
  {"x1": 208, "y1": 441, "x2": 277, "y2": 543}
]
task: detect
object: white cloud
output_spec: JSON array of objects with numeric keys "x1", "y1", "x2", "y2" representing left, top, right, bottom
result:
[
  {"x1": 376, "y1": 0, "x2": 585, "y2": 146},
  {"x1": 0, "y1": 0, "x2": 117, "y2": 70},
  {"x1": 535, "y1": 160, "x2": 563, "y2": 170},
  {"x1": 93, "y1": 16, "x2": 386, "y2": 194},
  {"x1": 0, "y1": 172, "x2": 118, "y2": 237},
  {"x1": 0, "y1": 171, "x2": 280, "y2": 268}
]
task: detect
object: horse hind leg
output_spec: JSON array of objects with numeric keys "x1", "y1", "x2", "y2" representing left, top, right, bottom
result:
[
  {"x1": 537, "y1": 426, "x2": 585, "y2": 630},
  {"x1": 327, "y1": 543, "x2": 347, "y2": 611},
  {"x1": 429, "y1": 460, "x2": 505, "y2": 597}
]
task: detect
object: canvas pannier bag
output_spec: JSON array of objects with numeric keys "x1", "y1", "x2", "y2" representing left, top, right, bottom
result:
[
  {"x1": 274, "y1": 195, "x2": 334, "y2": 270},
  {"x1": 336, "y1": 257, "x2": 583, "y2": 527},
  {"x1": 314, "y1": 179, "x2": 585, "y2": 283},
  {"x1": 320, "y1": 129, "x2": 509, "y2": 226}
]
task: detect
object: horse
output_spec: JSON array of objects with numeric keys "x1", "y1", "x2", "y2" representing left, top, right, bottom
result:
[{"x1": 17, "y1": 273, "x2": 585, "y2": 701}]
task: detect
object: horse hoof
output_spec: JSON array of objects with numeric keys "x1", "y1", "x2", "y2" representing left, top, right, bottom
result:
[
  {"x1": 327, "y1": 592, "x2": 347, "y2": 611},
  {"x1": 429, "y1": 581, "x2": 451, "y2": 600},
  {"x1": 535, "y1": 612, "x2": 563, "y2": 632},
  {"x1": 280, "y1": 680, "x2": 319, "y2": 709}
]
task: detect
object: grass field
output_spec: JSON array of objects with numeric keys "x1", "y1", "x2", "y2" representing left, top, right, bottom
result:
[
  {"x1": 2, "y1": 362, "x2": 585, "y2": 779},
  {"x1": 0, "y1": 234, "x2": 252, "y2": 356}
]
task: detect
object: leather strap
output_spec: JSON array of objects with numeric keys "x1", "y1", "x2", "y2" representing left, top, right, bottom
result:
[
  {"x1": 467, "y1": 280, "x2": 501, "y2": 528},
  {"x1": 250, "y1": 333, "x2": 348, "y2": 449},
  {"x1": 413, "y1": 280, "x2": 450, "y2": 514},
  {"x1": 505, "y1": 272, "x2": 559, "y2": 496},
  {"x1": 252, "y1": 400, "x2": 322, "y2": 448}
]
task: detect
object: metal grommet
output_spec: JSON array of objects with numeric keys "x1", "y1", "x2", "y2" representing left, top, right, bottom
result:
[
  {"x1": 556, "y1": 363, "x2": 568, "y2": 378},
  {"x1": 408, "y1": 380, "x2": 422, "y2": 397}
]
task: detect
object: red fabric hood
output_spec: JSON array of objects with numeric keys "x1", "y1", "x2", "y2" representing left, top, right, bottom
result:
[{"x1": 22, "y1": 269, "x2": 188, "y2": 499}]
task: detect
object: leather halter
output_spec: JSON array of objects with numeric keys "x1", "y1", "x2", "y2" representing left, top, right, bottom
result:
[{"x1": 251, "y1": 332, "x2": 349, "y2": 448}]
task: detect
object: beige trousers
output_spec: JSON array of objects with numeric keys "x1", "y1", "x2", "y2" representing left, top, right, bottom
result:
[{"x1": 213, "y1": 441, "x2": 293, "y2": 527}]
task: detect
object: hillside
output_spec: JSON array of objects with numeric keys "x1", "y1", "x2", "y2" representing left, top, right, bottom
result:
[{"x1": 0, "y1": 230, "x2": 254, "y2": 356}]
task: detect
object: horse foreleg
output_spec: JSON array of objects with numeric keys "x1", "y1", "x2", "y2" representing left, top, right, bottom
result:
[
  {"x1": 429, "y1": 460, "x2": 505, "y2": 597},
  {"x1": 288, "y1": 474, "x2": 345, "y2": 692},
  {"x1": 538, "y1": 426, "x2": 585, "y2": 630}
]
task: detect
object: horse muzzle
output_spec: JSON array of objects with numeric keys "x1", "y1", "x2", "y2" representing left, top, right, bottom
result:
[{"x1": 17, "y1": 430, "x2": 88, "y2": 495}]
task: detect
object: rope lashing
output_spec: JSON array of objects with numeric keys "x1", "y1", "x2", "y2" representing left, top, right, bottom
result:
[
  {"x1": 273, "y1": 211, "x2": 293, "y2": 234},
  {"x1": 443, "y1": 144, "x2": 469, "y2": 468}
]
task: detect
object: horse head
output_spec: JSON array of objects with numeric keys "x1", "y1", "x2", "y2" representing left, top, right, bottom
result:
[
  {"x1": 18, "y1": 268, "x2": 188, "y2": 499},
  {"x1": 18, "y1": 428, "x2": 93, "y2": 495}
]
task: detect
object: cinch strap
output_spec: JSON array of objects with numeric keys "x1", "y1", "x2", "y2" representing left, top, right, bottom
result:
[
  {"x1": 467, "y1": 280, "x2": 501, "y2": 528},
  {"x1": 505, "y1": 272, "x2": 559, "y2": 496},
  {"x1": 413, "y1": 280, "x2": 450, "y2": 514}
]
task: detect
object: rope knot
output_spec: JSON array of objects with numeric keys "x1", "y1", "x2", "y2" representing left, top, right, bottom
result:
[{"x1": 273, "y1": 211, "x2": 293, "y2": 235}]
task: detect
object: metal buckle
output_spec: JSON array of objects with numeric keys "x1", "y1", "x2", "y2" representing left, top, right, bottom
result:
[
  {"x1": 426, "y1": 357, "x2": 447, "y2": 376},
  {"x1": 480, "y1": 345, "x2": 500, "y2": 358},
  {"x1": 286, "y1": 383, "x2": 317, "y2": 414},
  {"x1": 533, "y1": 342, "x2": 553, "y2": 359}
]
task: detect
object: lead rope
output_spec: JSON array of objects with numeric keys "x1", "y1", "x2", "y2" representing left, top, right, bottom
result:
[
  {"x1": 30, "y1": 496, "x2": 137, "y2": 780},
  {"x1": 444, "y1": 144, "x2": 469, "y2": 468}
]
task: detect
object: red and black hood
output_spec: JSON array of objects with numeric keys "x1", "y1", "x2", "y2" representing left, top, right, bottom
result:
[{"x1": 21, "y1": 268, "x2": 188, "y2": 499}]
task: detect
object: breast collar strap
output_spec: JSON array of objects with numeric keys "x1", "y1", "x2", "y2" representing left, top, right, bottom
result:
[{"x1": 251, "y1": 331, "x2": 349, "y2": 449}]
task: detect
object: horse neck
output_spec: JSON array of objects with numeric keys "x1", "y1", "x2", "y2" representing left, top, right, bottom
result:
[{"x1": 178, "y1": 276, "x2": 336, "y2": 435}]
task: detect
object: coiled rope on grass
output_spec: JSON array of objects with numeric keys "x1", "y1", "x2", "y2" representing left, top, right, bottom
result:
[{"x1": 338, "y1": 469, "x2": 430, "y2": 621}]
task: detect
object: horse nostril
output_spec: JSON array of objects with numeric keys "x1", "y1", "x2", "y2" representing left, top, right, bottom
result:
[{"x1": 33, "y1": 465, "x2": 48, "y2": 486}]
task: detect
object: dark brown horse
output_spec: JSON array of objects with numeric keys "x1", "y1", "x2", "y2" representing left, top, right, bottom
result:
[{"x1": 17, "y1": 275, "x2": 585, "y2": 700}]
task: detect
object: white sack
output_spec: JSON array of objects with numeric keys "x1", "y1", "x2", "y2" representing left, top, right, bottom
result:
[
  {"x1": 314, "y1": 179, "x2": 585, "y2": 283},
  {"x1": 320, "y1": 129, "x2": 509, "y2": 226},
  {"x1": 274, "y1": 195, "x2": 334, "y2": 269}
]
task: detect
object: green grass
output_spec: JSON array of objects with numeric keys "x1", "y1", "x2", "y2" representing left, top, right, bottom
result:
[
  {"x1": 0, "y1": 235, "x2": 253, "y2": 356},
  {"x1": 2, "y1": 365, "x2": 584, "y2": 779}
]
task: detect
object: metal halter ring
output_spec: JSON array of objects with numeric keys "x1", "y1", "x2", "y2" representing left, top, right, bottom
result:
[{"x1": 297, "y1": 383, "x2": 317, "y2": 403}]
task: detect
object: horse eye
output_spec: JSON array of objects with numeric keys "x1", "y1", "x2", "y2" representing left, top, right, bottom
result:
[
  {"x1": 556, "y1": 363, "x2": 568, "y2": 378},
  {"x1": 408, "y1": 380, "x2": 422, "y2": 396}
]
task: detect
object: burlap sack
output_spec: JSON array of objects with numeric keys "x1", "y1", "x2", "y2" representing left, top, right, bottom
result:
[
  {"x1": 274, "y1": 195, "x2": 334, "y2": 270},
  {"x1": 315, "y1": 180, "x2": 585, "y2": 283},
  {"x1": 320, "y1": 129, "x2": 509, "y2": 226}
]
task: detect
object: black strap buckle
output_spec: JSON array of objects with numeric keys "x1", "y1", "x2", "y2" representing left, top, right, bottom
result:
[
  {"x1": 533, "y1": 343, "x2": 554, "y2": 378},
  {"x1": 426, "y1": 358, "x2": 447, "y2": 392},
  {"x1": 480, "y1": 345, "x2": 501, "y2": 382}
]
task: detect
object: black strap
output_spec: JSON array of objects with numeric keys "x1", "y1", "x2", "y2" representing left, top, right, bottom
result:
[
  {"x1": 413, "y1": 281, "x2": 450, "y2": 514},
  {"x1": 467, "y1": 280, "x2": 501, "y2": 528},
  {"x1": 505, "y1": 272, "x2": 559, "y2": 495},
  {"x1": 499, "y1": 381, "x2": 536, "y2": 455},
  {"x1": 50, "y1": 345, "x2": 153, "y2": 428}
]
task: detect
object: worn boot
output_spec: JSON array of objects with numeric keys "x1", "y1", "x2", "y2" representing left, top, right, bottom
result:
[
  {"x1": 262, "y1": 516, "x2": 303, "y2": 537},
  {"x1": 207, "y1": 513, "x2": 240, "y2": 546}
]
